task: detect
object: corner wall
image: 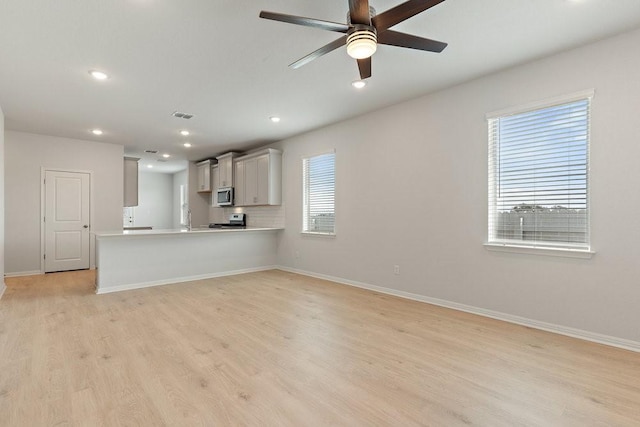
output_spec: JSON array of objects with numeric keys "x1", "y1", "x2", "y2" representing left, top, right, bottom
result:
[
  {"x1": 132, "y1": 171, "x2": 173, "y2": 229},
  {"x1": 172, "y1": 169, "x2": 187, "y2": 228},
  {"x1": 187, "y1": 161, "x2": 210, "y2": 228},
  {"x1": 0, "y1": 106, "x2": 5, "y2": 296},
  {"x1": 4, "y1": 131, "x2": 123, "y2": 274},
  {"x1": 275, "y1": 28, "x2": 640, "y2": 345}
]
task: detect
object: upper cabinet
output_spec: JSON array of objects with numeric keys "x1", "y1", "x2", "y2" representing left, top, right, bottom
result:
[
  {"x1": 123, "y1": 157, "x2": 139, "y2": 207},
  {"x1": 234, "y1": 148, "x2": 282, "y2": 206},
  {"x1": 234, "y1": 160, "x2": 245, "y2": 207},
  {"x1": 216, "y1": 152, "x2": 240, "y2": 188},
  {"x1": 210, "y1": 164, "x2": 219, "y2": 207},
  {"x1": 196, "y1": 159, "x2": 213, "y2": 193}
]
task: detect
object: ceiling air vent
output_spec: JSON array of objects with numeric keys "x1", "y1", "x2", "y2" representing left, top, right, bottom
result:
[
  {"x1": 157, "y1": 159, "x2": 168, "y2": 162},
  {"x1": 144, "y1": 149, "x2": 158, "y2": 154},
  {"x1": 172, "y1": 111, "x2": 194, "y2": 119}
]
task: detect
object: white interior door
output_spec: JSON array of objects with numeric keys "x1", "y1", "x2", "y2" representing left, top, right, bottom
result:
[{"x1": 44, "y1": 170, "x2": 90, "y2": 272}]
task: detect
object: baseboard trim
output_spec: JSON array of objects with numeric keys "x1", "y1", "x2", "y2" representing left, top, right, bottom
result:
[
  {"x1": 96, "y1": 265, "x2": 277, "y2": 295},
  {"x1": 4, "y1": 270, "x2": 43, "y2": 278},
  {"x1": 276, "y1": 266, "x2": 640, "y2": 353}
]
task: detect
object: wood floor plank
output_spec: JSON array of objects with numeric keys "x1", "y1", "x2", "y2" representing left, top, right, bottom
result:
[{"x1": 1, "y1": 269, "x2": 639, "y2": 425}]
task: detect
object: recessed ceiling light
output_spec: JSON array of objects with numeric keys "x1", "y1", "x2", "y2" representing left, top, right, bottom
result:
[
  {"x1": 352, "y1": 80, "x2": 366, "y2": 89},
  {"x1": 270, "y1": 116, "x2": 281, "y2": 123},
  {"x1": 183, "y1": 142, "x2": 192, "y2": 148},
  {"x1": 91, "y1": 129, "x2": 103, "y2": 135},
  {"x1": 180, "y1": 130, "x2": 190, "y2": 136},
  {"x1": 89, "y1": 70, "x2": 109, "y2": 80},
  {"x1": 147, "y1": 164, "x2": 153, "y2": 169},
  {"x1": 162, "y1": 153, "x2": 170, "y2": 158}
]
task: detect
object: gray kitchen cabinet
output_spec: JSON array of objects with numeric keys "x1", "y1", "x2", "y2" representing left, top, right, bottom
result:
[
  {"x1": 234, "y1": 148, "x2": 282, "y2": 206},
  {"x1": 234, "y1": 160, "x2": 245, "y2": 206},
  {"x1": 196, "y1": 159, "x2": 212, "y2": 193},
  {"x1": 210, "y1": 164, "x2": 219, "y2": 207},
  {"x1": 216, "y1": 152, "x2": 239, "y2": 188}
]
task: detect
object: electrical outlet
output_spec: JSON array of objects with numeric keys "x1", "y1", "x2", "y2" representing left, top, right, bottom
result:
[{"x1": 393, "y1": 265, "x2": 400, "y2": 275}]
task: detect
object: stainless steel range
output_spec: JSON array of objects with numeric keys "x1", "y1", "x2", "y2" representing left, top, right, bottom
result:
[{"x1": 209, "y1": 213, "x2": 246, "y2": 229}]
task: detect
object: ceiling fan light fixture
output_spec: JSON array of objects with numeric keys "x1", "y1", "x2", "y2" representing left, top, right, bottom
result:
[
  {"x1": 347, "y1": 27, "x2": 377, "y2": 59},
  {"x1": 260, "y1": 2, "x2": 448, "y2": 79}
]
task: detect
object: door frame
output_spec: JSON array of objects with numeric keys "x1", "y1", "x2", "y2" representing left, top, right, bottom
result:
[{"x1": 40, "y1": 167, "x2": 95, "y2": 273}]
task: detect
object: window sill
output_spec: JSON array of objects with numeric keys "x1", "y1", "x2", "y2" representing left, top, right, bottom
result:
[
  {"x1": 301, "y1": 231, "x2": 336, "y2": 238},
  {"x1": 484, "y1": 243, "x2": 595, "y2": 259}
]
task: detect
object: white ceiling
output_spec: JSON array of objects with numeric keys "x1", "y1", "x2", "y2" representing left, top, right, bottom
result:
[{"x1": 1, "y1": 0, "x2": 640, "y2": 173}]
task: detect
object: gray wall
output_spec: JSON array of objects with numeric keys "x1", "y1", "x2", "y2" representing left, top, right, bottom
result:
[
  {"x1": 0, "y1": 106, "x2": 4, "y2": 293},
  {"x1": 4, "y1": 131, "x2": 123, "y2": 274},
  {"x1": 133, "y1": 171, "x2": 173, "y2": 229},
  {"x1": 172, "y1": 169, "x2": 188, "y2": 228},
  {"x1": 274, "y1": 28, "x2": 640, "y2": 343}
]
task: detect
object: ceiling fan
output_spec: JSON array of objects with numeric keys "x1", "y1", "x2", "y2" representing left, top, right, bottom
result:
[{"x1": 259, "y1": 0, "x2": 448, "y2": 80}]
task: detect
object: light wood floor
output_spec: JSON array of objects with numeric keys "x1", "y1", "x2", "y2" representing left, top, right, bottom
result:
[{"x1": 1, "y1": 270, "x2": 639, "y2": 426}]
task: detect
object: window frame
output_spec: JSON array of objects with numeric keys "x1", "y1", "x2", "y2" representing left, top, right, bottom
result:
[
  {"x1": 301, "y1": 150, "x2": 336, "y2": 236},
  {"x1": 485, "y1": 90, "x2": 595, "y2": 258}
]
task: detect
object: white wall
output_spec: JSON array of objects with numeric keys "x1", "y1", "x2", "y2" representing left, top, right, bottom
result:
[
  {"x1": 0, "y1": 106, "x2": 5, "y2": 296},
  {"x1": 275, "y1": 28, "x2": 640, "y2": 345},
  {"x1": 5, "y1": 131, "x2": 123, "y2": 274},
  {"x1": 132, "y1": 171, "x2": 173, "y2": 229},
  {"x1": 172, "y1": 169, "x2": 187, "y2": 228}
]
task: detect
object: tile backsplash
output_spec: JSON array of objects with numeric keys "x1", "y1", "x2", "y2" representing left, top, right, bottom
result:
[{"x1": 209, "y1": 204, "x2": 285, "y2": 228}]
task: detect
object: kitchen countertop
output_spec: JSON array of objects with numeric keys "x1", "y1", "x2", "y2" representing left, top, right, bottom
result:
[
  {"x1": 94, "y1": 227, "x2": 283, "y2": 238},
  {"x1": 95, "y1": 226, "x2": 281, "y2": 293}
]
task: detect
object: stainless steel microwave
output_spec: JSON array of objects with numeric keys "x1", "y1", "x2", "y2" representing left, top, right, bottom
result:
[{"x1": 216, "y1": 187, "x2": 234, "y2": 206}]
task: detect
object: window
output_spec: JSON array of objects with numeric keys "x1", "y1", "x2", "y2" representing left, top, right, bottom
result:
[
  {"x1": 487, "y1": 92, "x2": 592, "y2": 252},
  {"x1": 302, "y1": 151, "x2": 335, "y2": 234}
]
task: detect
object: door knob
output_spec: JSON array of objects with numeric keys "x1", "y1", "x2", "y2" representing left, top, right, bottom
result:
[{"x1": 83, "y1": 225, "x2": 89, "y2": 228}]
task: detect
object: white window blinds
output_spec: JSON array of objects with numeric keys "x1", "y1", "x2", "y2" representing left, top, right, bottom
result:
[
  {"x1": 488, "y1": 95, "x2": 591, "y2": 250},
  {"x1": 303, "y1": 152, "x2": 335, "y2": 234}
]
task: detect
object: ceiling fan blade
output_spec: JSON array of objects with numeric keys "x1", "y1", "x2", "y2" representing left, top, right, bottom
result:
[
  {"x1": 289, "y1": 35, "x2": 348, "y2": 69},
  {"x1": 378, "y1": 30, "x2": 447, "y2": 52},
  {"x1": 372, "y1": 0, "x2": 446, "y2": 31},
  {"x1": 357, "y1": 57, "x2": 372, "y2": 80},
  {"x1": 348, "y1": 0, "x2": 371, "y2": 25},
  {"x1": 260, "y1": 11, "x2": 349, "y2": 33}
]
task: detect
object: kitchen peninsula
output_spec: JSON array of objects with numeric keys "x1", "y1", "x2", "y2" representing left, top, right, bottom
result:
[{"x1": 94, "y1": 227, "x2": 281, "y2": 294}]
